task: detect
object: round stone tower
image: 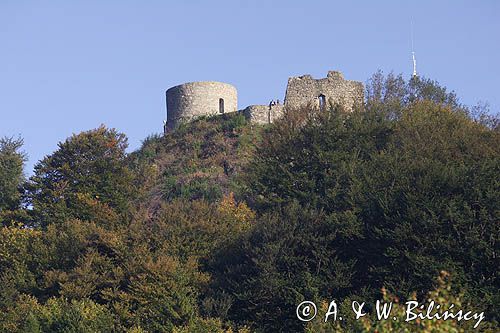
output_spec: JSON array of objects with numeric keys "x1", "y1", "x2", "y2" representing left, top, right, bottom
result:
[{"x1": 165, "y1": 81, "x2": 237, "y2": 131}]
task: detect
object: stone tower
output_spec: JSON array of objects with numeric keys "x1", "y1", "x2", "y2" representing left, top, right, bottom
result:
[
  {"x1": 164, "y1": 70, "x2": 364, "y2": 131},
  {"x1": 241, "y1": 71, "x2": 364, "y2": 125},
  {"x1": 284, "y1": 71, "x2": 363, "y2": 112},
  {"x1": 165, "y1": 81, "x2": 237, "y2": 131}
]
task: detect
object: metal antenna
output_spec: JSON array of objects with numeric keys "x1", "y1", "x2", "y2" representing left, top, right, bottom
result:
[{"x1": 411, "y1": 19, "x2": 417, "y2": 77}]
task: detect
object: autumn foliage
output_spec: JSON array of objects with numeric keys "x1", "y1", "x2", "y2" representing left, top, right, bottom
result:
[{"x1": 0, "y1": 73, "x2": 498, "y2": 332}]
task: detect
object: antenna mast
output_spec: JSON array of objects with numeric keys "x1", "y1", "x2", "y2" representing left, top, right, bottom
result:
[{"x1": 411, "y1": 20, "x2": 417, "y2": 77}]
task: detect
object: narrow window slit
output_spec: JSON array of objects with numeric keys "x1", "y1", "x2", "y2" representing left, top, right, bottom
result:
[
  {"x1": 219, "y1": 98, "x2": 225, "y2": 113},
  {"x1": 319, "y1": 94, "x2": 326, "y2": 110}
]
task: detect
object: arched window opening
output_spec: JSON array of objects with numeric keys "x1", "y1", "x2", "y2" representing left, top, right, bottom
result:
[
  {"x1": 219, "y1": 98, "x2": 225, "y2": 113},
  {"x1": 318, "y1": 94, "x2": 326, "y2": 110}
]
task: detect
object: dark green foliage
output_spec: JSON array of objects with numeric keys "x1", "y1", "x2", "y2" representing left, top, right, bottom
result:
[
  {"x1": 0, "y1": 137, "x2": 26, "y2": 226},
  {"x1": 209, "y1": 203, "x2": 358, "y2": 332},
  {"x1": 0, "y1": 137, "x2": 25, "y2": 210},
  {"x1": 0, "y1": 73, "x2": 498, "y2": 332},
  {"x1": 227, "y1": 74, "x2": 499, "y2": 330}
]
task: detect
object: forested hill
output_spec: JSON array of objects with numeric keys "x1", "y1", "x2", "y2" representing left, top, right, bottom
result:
[{"x1": 0, "y1": 73, "x2": 499, "y2": 332}]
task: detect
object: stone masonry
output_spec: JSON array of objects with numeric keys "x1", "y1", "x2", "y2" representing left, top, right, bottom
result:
[
  {"x1": 284, "y1": 71, "x2": 364, "y2": 112},
  {"x1": 164, "y1": 71, "x2": 363, "y2": 131},
  {"x1": 165, "y1": 81, "x2": 237, "y2": 131},
  {"x1": 242, "y1": 104, "x2": 285, "y2": 125}
]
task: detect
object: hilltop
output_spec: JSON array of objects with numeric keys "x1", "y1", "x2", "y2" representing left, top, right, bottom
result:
[{"x1": 0, "y1": 72, "x2": 498, "y2": 332}]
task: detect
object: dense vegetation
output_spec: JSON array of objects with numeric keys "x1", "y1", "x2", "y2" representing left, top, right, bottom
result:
[{"x1": 0, "y1": 73, "x2": 498, "y2": 332}]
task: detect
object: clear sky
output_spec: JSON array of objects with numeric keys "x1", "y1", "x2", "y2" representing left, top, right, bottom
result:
[{"x1": 1, "y1": 1, "x2": 499, "y2": 173}]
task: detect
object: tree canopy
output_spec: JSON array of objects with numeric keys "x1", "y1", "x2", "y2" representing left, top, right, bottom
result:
[
  {"x1": 0, "y1": 137, "x2": 26, "y2": 226},
  {"x1": 0, "y1": 73, "x2": 498, "y2": 332},
  {"x1": 26, "y1": 126, "x2": 135, "y2": 227}
]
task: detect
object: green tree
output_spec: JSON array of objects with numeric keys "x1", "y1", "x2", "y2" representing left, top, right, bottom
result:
[
  {"x1": 365, "y1": 71, "x2": 462, "y2": 110},
  {"x1": 26, "y1": 126, "x2": 135, "y2": 227},
  {"x1": 228, "y1": 76, "x2": 499, "y2": 331},
  {"x1": 306, "y1": 272, "x2": 498, "y2": 332},
  {"x1": 0, "y1": 137, "x2": 26, "y2": 226},
  {"x1": 0, "y1": 295, "x2": 116, "y2": 333},
  {"x1": 209, "y1": 203, "x2": 358, "y2": 332}
]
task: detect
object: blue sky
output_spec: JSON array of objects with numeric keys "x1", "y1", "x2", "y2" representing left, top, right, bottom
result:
[{"x1": 1, "y1": 1, "x2": 499, "y2": 173}]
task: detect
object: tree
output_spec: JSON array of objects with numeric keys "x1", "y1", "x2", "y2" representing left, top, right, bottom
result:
[
  {"x1": 209, "y1": 203, "x2": 358, "y2": 332},
  {"x1": 232, "y1": 77, "x2": 499, "y2": 330},
  {"x1": 0, "y1": 137, "x2": 25, "y2": 211},
  {"x1": 306, "y1": 272, "x2": 498, "y2": 332},
  {"x1": 0, "y1": 295, "x2": 116, "y2": 332},
  {"x1": 0, "y1": 137, "x2": 26, "y2": 226},
  {"x1": 26, "y1": 126, "x2": 135, "y2": 227},
  {"x1": 365, "y1": 71, "x2": 462, "y2": 110}
]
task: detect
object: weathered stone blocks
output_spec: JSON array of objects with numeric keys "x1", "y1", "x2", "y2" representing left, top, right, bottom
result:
[
  {"x1": 243, "y1": 104, "x2": 285, "y2": 125},
  {"x1": 284, "y1": 71, "x2": 364, "y2": 112},
  {"x1": 165, "y1": 81, "x2": 237, "y2": 130},
  {"x1": 164, "y1": 71, "x2": 363, "y2": 132}
]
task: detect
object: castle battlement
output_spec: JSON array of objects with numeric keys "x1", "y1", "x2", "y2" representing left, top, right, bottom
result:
[{"x1": 164, "y1": 71, "x2": 363, "y2": 132}]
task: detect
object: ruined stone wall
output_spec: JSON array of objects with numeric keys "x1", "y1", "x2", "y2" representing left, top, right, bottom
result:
[
  {"x1": 284, "y1": 71, "x2": 363, "y2": 112},
  {"x1": 164, "y1": 70, "x2": 364, "y2": 133},
  {"x1": 166, "y1": 81, "x2": 237, "y2": 130},
  {"x1": 243, "y1": 104, "x2": 285, "y2": 125}
]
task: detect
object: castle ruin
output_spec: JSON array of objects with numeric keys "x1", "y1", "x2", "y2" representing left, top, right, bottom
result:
[{"x1": 164, "y1": 70, "x2": 363, "y2": 132}]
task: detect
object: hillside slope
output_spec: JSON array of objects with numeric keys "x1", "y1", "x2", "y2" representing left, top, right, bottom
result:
[{"x1": 128, "y1": 112, "x2": 262, "y2": 216}]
